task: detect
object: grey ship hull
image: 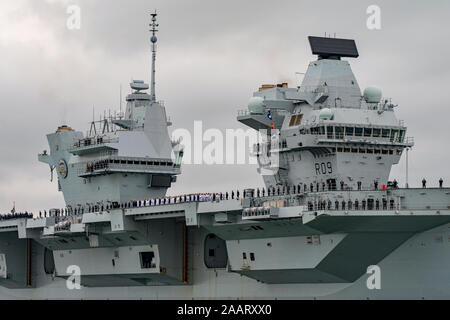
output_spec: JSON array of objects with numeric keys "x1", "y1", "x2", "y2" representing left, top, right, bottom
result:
[{"x1": 1, "y1": 215, "x2": 449, "y2": 299}]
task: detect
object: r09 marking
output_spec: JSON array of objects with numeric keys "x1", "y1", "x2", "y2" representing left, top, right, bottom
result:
[{"x1": 315, "y1": 162, "x2": 332, "y2": 175}]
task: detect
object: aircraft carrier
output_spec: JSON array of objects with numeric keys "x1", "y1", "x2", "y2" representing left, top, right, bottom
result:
[{"x1": 0, "y1": 13, "x2": 449, "y2": 299}]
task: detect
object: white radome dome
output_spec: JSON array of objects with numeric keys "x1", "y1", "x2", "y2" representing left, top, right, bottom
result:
[
  {"x1": 363, "y1": 86, "x2": 382, "y2": 103},
  {"x1": 247, "y1": 96, "x2": 265, "y2": 114},
  {"x1": 319, "y1": 108, "x2": 333, "y2": 120}
]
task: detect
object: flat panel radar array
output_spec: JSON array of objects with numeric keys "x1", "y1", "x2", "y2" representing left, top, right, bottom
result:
[{"x1": 308, "y1": 36, "x2": 359, "y2": 59}]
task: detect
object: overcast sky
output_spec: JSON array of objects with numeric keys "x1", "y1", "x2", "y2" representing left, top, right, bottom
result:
[{"x1": 0, "y1": 0, "x2": 449, "y2": 213}]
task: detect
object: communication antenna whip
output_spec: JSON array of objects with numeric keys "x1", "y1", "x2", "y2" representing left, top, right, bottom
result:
[
  {"x1": 119, "y1": 84, "x2": 122, "y2": 114},
  {"x1": 150, "y1": 10, "x2": 159, "y2": 102}
]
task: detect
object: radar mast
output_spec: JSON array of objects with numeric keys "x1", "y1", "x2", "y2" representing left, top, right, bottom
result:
[{"x1": 150, "y1": 10, "x2": 159, "y2": 102}]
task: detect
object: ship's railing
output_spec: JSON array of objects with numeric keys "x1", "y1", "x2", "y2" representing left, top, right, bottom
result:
[
  {"x1": 303, "y1": 200, "x2": 450, "y2": 212},
  {"x1": 298, "y1": 85, "x2": 329, "y2": 94},
  {"x1": 77, "y1": 156, "x2": 180, "y2": 177},
  {"x1": 72, "y1": 136, "x2": 119, "y2": 149},
  {"x1": 54, "y1": 215, "x2": 83, "y2": 232},
  {"x1": 301, "y1": 189, "x2": 450, "y2": 212},
  {"x1": 251, "y1": 140, "x2": 291, "y2": 156},
  {"x1": 5, "y1": 185, "x2": 449, "y2": 224},
  {"x1": 405, "y1": 136, "x2": 414, "y2": 144},
  {"x1": 237, "y1": 109, "x2": 250, "y2": 116}
]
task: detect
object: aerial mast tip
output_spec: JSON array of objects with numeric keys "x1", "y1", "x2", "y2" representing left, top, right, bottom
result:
[{"x1": 149, "y1": 10, "x2": 159, "y2": 102}]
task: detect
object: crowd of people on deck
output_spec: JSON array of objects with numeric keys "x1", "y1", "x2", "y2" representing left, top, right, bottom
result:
[
  {"x1": 307, "y1": 197, "x2": 397, "y2": 212},
  {"x1": 0, "y1": 211, "x2": 33, "y2": 221},
  {"x1": 0, "y1": 178, "x2": 445, "y2": 221}
]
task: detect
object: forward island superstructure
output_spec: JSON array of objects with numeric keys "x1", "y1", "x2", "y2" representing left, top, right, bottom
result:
[{"x1": 0, "y1": 15, "x2": 449, "y2": 299}]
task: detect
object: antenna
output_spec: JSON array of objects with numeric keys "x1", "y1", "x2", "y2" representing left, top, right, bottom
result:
[
  {"x1": 150, "y1": 10, "x2": 159, "y2": 103},
  {"x1": 119, "y1": 84, "x2": 122, "y2": 114},
  {"x1": 405, "y1": 147, "x2": 410, "y2": 188}
]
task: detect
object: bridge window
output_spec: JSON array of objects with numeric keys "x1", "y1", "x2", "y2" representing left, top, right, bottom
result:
[
  {"x1": 367, "y1": 149, "x2": 374, "y2": 154},
  {"x1": 345, "y1": 127, "x2": 354, "y2": 136},
  {"x1": 374, "y1": 149, "x2": 381, "y2": 154},
  {"x1": 318, "y1": 126, "x2": 325, "y2": 135},
  {"x1": 344, "y1": 147, "x2": 350, "y2": 153},
  {"x1": 390, "y1": 129, "x2": 399, "y2": 142},
  {"x1": 289, "y1": 115, "x2": 296, "y2": 126},
  {"x1": 382, "y1": 129, "x2": 390, "y2": 138},
  {"x1": 399, "y1": 130, "x2": 405, "y2": 142},
  {"x1": 364, "y1": 128, "x2": 372, "y2": 137},
  {"x1": 389, "y1": 150, "x2": 393, "y2": 155},
  {"x1": 327, "y1": 126, "x2": 334, "y2": 139},
  {"x1": 359, "y1": 148, "x2": 366, "y2": 153},
  {"x1": 351, "y1": 148, "x2": 358, "y2": 153},
  {"x1": 355, "y1": 127, "x2": 363, "y2": 137},
  {"x1": 337, "y1": 147, "x2": 343, "y2": 152},
  {"x1": 289, "y1": 114, "x2": 303, "y2": 126},
  {"x1": 382, "y1": 149, "x2": 388, "y2": 154},
  {"x1": 373, "y1": 128, "x2": 381, "y2": 137},
  {"x1": 335, "y1": 127, "x2": 344, "y2": 139}
]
